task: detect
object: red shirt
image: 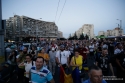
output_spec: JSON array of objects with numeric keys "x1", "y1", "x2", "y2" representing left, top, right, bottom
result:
[
  {"x1": 83, "y1": 47, "x2": 87, "y2": 60},
  {"x1": 78, "y1": 48, "x2": 84, "y2": 57}
]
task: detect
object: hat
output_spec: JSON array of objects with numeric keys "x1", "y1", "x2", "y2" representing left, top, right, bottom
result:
[{"x1": 60, "y1": 45, "x2": 64, "y2": 48}]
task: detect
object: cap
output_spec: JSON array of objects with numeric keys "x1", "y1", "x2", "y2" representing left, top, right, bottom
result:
[{"x1": 60, "y1": 45, "x2": 65, "y2": 48}]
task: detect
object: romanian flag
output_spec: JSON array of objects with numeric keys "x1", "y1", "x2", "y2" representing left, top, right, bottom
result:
[
  {"x1": 72, "y1": 67, "x2": 81, "y2": 83},
  {"x1": 60, "y1": 66, "x2": 73, "y2": 83}
]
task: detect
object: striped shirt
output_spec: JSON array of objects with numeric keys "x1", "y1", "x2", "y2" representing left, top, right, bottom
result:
[{"x1": 30, "y1": 66, "x2": 53, "y2": 83}]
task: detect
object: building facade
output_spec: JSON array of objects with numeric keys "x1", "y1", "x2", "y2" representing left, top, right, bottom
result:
[
  {"x1": 5, "y1": 15, "x2": 58, "y2": 41},
  {"x1": 98, "y1": 27, "x2": 124, "y2": 37},
  {"x1": 58, "y1": 31, "x2": 63, "y2": 39},
  {"x1": 73, "y1": 24, "x2": 94, "y2": 39},
  {"x1": 98, "y1": 31, "x2": 105, "y2": 36}
]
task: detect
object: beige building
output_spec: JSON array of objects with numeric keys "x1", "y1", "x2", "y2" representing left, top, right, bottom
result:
[
  {"x1": 58, "y1": 31, "x2": 63, "y2": 38},
  {"x1": 98, "y1": 27, "x2": 124, "y2": 37},
  {"x1": 73, "y1": 24, "x2": 94, "y2": 39},
  {"x1": 98, "y1": 31, "x2": 105, "y2": 36},
  {"x1": 5, "y1": 15, "x2": 58, "y2": 41},
  {"x1": 107, "y1": 28, "x2": 124, "y2": 36}
]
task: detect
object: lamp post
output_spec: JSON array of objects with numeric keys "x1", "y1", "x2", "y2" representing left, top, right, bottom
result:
[
  {"x1": 117, "y1": 19, "x2": 122, "y2": 36},
  {"x1": 36, "y1": 25, "x2": 38, "y2": 43}
]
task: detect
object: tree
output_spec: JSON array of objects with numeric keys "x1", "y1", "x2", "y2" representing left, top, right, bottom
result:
[
  {"x1": 74, "y1": 32, "x2": 78, "y2": 40},
  {"x1": 79, "y1": 33, "x2": 84, "y2": 40},
  {"x1": 85, "y1": 34, "x2": 89, "y2": 40},
  {"x1": 81, "y1": 33, "x2": 85, "y2": 40},
  {"x1": 69, "y1": 34, "x2": 71, "y2": 38},
  {"x1": 68, "y1": 34, "x2": 73, "y2": 40}
]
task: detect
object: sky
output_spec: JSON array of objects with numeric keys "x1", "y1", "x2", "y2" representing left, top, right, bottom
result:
[{"x1": 2, "y1": 0, "x2": 125, "y2": 38}]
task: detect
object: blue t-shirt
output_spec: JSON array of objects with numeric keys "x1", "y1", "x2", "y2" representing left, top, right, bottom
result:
[
  {"x1": 31, "y1": 66, "x2": 53, "y2": 83},
  {"x1": 83, "y1": 79, "x2": 107, "y2": 83}
]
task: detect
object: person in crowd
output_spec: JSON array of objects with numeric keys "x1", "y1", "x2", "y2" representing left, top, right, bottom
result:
[
  {"x1": 56, "y1": 45, "x2": 69, "y2": 83},
  {"x1": 108, "y1": 40, "x2": 114, "y2": 56},
  {"x1": 8, "y1": 50, "x2": 17, "y2": 73},
  {"x1": 83, "y1": 44, "x2": 89, "y2": 63},
  {"x1": 83, "y1": 65, "x2": 107, "y2": 83},
  {"x1": 6, "y1": 45, "x2": 12, "y2": 61},
  {"x1": 29, "y1": 56, "x2": 55, "y2": 83},
  {"x1": 17, "y1": 47, "x2": 28, "y2": 83},
  {"x1": 38, "y1": 48, "x2": 49, "y2": 68},
  {"x1": 110, "y1": 43, "x2": 123, "y2": 76},
  {"x1": 65, "y1": 46, "x2": 71, "y2": 58},
  {"x1": 78, "y1": 44, "x2": 84, "y2": 57},
  {"x1": 19, "y1": 54, "x2": 35, "y2": 83},
  {"x1": 114, "y1": 43, "x2": 122, "y2": 54},
  {"x1": 29, "y1": 46, "x2": 37, "y2": 61},
  {"x1": 48, "y1": 47, "x2": 56, "y2": 75},
  {"x1": 56, "y1": 45, "x2": 69, "y2": 73},
  {"x1": 89, "y1": 42, "x2": 95, "y2": 59},
  {"x1": 19, "y1": 44, "x2": 24, "y2": 51},
  {"x1": 70, "y1": 49, "x2": 83, "y2": 71},
  {"x1": 116, "y1": 48, "x2": 125, "y2": 83},
  {"x1": 102, "y1": 42, "x2": 108, "y2": 50},
  {"x1": 97, "y1": 43, "x2": 102, "y2": 58},
  {"x1": 95, "y1": 49, "x2": 114, "y2": 76},
  {"x1": 51, "y1": 41, "x2": 58, "y2": 51},
  {"x1": 69, "y1": 44, "x2": 74, "y2": 62},
  {"x1": 17, "y1": 47, "x2": 28, "y2": 63},
  {"x1": 16, "y1": 50, "x2": 23, "y2": 64}
]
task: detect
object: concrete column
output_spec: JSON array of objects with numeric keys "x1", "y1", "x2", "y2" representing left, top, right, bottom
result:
[{"x1": 0, "y1": 0, "x2": 5, "y2": 56}]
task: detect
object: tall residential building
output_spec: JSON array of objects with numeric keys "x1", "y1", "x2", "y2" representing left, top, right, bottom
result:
[
  {"x1": 73, "y1": 24, "x2": 94, "y2": 39},
  {"x1": 5, "y1": 15, "x2": 58, "y2": 41}
]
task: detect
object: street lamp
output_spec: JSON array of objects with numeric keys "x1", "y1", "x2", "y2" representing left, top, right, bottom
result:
[
  {"x1": 36, "y1": 25, "x2": 38, "y2": 43},
  {"x1": 117, "y1": 19, "x2": 122, "y2": 36},
  {"x1": 116, "y1": 23, "x2": 119, "y2": 28},
  {"x1": 117, "y1": 19, "x2": 122, "y2": 28}
]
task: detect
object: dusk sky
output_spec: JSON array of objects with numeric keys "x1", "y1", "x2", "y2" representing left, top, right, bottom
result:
[{"x1": 2, "y1": 0, "x2": 125, "y2": 38}]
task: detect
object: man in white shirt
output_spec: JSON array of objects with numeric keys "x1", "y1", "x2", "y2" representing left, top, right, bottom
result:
[
  {"x1": 6, "y1": 45, "x2": 11, "y2": 60},
  {"x1": 89, "y1": 42, "x2": 95, "y2": 59},
  {"x1": 56, "y1": 45, "x2": 69, "y2": 71},
  {"x1": 49, "y1": 47, "x2": 56, "y2": 75},
  {"x1": 55, "y1": 45, "x2": 69, "y2": 82}
]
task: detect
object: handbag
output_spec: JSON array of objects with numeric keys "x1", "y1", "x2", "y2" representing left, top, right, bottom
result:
[{"x1": 74, "y1": 56, "x2": 85, "y2": 78}]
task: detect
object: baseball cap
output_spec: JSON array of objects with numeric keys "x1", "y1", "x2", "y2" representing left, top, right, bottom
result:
[{"x1": 60, "y1": 45, "x2": 65, "y2": 48}]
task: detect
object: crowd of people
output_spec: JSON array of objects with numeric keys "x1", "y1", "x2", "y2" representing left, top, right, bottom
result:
[{"x1": 4, "y1": 38, "x2": 125, "y2": 83}]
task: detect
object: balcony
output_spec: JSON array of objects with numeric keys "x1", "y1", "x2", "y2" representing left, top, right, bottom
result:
[{"x1": 49, "y1": 31, "x2": 56, "y2": 33}]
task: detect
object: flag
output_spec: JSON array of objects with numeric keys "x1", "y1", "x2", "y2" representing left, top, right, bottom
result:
[
  {"x1": 60, "y1": 66, "x2": 73, "y2": 83},
  {"x1": 72, "y1": 67, "x2": 81, "y2": 83},
  {"x1": 60, "y1": 66, "x2": 65, "y2": 83}
]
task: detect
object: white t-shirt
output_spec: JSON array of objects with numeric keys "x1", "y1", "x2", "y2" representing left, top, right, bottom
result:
[
  {"x1": 56, "y1": 50, "x2": 69, "y2": 65},
  {"x1": 89, "y1": 45, "x2": 94, "y2": 52},
  {"x1": 114, "y1": 48, "x2": 122, "y2": 54},
  {"x1": 16, "y1": 54, "x2": 20, "y2": 59},
  {"x1": 24, "y1": 61, "x2": 35, "y2": 78},
  {"x1": 102, "y1": 44, "x2": 108, "y2": 49},
  {"x1": 65, "y1": 50, "x2": 71, "y2": 56}
]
